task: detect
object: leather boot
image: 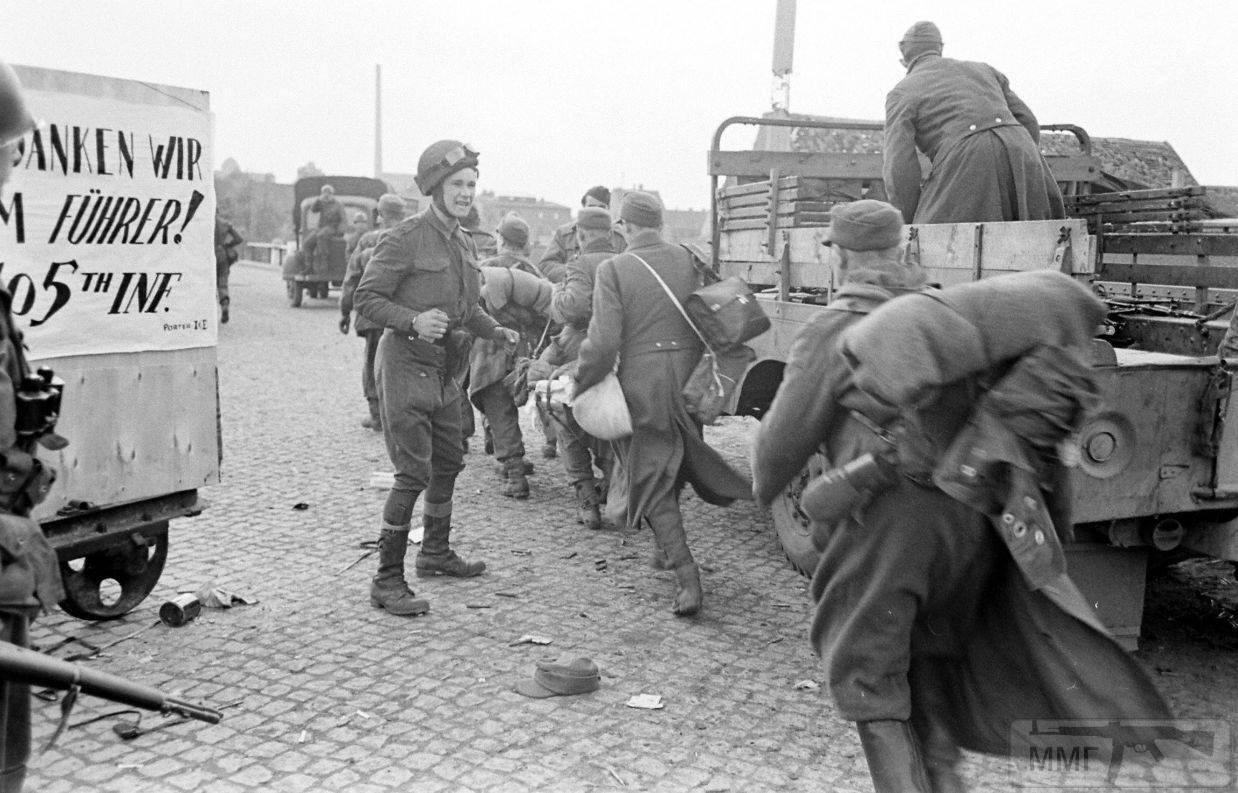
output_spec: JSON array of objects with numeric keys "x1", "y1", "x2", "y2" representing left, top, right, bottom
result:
[
  {"x1": 493, "y1": 459, "x2": 534, "y2": 477},
  {"x1": 501, "y1": 456, "x2": 530, "y2": 499},
  {"x1": 416, "y1": 513, "x2": 486, "y2": 578},
  {"x1": 855, "y1": 720, "x2": 933, "y2": 793},
  {"x1": 369, "y1": 527, "x2": 430, "y2": 616},
  {"x1": 574, "y1": 479, "x2": 601, "y2": 530},
  {"x1": 671, "y1": 563, "x2": 702, "y2": 616}
]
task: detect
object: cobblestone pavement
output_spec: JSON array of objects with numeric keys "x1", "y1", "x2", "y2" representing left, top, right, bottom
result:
[{"x1": 22, "y1": 261, "x2": 1238, "y2": 792}]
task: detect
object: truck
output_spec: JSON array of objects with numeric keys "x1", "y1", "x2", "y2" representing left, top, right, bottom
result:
[
  {"x1": 281, "y1": 175, "x2": 389, "y2": 307},
  {"x1": 712, "y1": 111, "x2": 1238, "y2": 649},
  {"x1": 8, "y1": 65, "x2": 219, "y2": 620}
]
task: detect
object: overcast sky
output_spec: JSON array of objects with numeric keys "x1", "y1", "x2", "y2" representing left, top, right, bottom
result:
[{"x1": 5, "y1": 1, "x2": 1236, "y2": 211}]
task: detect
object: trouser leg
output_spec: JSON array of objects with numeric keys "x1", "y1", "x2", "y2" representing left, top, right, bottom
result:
[
  {"x1": 534, "y1": 393, "x2": 557, "y2": 458},
  {"x1": 476, "y1": 381, "x2": 528, "y2": 498},
  {"x1": 362, "y1": 330, "x2": 382, "y2": 426},
  {"x1": 0, "y1": 612, "x2": 30, "y2": 793},
  {"x1": 415, "y1": 382, "x2": 485, "y2": 578},
  {"x1": 855, "y1": 720, "x2": 932, "y2": 793},
  {"x1": 644, "y1": 492, "x2": 700, "y2": 616}
]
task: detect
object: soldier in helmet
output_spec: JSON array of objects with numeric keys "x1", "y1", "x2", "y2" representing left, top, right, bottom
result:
[
  {"x1": 0, "y1": 58, "x2": 67, "y2": 793},
  {"x1": 354, "y1": 141, "x2": 519, "y2": 617},
  {"x1": 340, "y1": 193, "x2": 406, "y2": 431}
]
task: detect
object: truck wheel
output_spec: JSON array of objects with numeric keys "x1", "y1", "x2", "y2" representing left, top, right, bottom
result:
[
  {"x1": 768, "y1": 453, "x2": 827, "y2": 577},
  {"x1": 287, "y1": 280, "x2": 303, "y2": 307},
  {"x1": 58, "y1": 527, "x2": 169, "y2": 620}
]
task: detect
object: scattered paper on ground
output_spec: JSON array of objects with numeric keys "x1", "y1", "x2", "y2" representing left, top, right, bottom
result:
[
  {"x1": 509, "y1": 635, "x2": 553, "y2": 646},
  {"x1": 793, "y1": 679, "x2": 819, "y2": 691},
  {"x1": 193, "y1": 583, "x2": 259, "y2": 608},
  {"x1": 626, "y1": 694, "x2": 664, "y2": 710}
]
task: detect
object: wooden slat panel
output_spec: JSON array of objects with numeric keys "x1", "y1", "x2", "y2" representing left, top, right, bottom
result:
[
  {"x1": 711, "y1": 151, "x2": 886, "y2": 179},
  {"x1": 1069, "y1": 186, "x2": 1207, "y2": 206},
  {"x1": 1098, "y1": 262, "x2": 1238, "y2": 289},
  {"x1": 1103, "y1": 234, "x2": 1238, "y2": 257},
  {"x1": 911, "y1": 219, "x2": 1094, "y2": 279}
]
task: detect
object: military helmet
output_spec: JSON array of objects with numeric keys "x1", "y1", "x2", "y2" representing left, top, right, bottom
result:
[
  {"x1": 414, "y1": 139, "x2": 479, "y2": 195},
  {"x1": 0, "y1": 60, "x2": 35, "y2": 147}
]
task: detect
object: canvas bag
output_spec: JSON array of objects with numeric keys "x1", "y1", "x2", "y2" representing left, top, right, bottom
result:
[
  {"x1": 683, "y1": 276, "x2": 770, "y2": 350},
  {"x1": 571, "y1": 370, "x2": 632, "y2": 440},
  {"x1": 630, "y1": 253, "x2": 752, "y2": 425}
]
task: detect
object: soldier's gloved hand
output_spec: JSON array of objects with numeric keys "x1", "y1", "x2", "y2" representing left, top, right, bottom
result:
[
  {"x1": 338, "y1": 315, "x2": 350, "y2": 334},
  {"x1": 493, "y1": 327, "x2": 520, "y2": 350},
  {"x1": 412, "y1": 308, "x2": 449, "y2": 342}
]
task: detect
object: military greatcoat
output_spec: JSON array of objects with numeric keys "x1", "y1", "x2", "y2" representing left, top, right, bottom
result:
[
  {"x1": 883, "y1": 53, "x2": 1065, "y2": 224},
  {"x1": 575, "y1": 229, "x2": 750, "y2": 526}
]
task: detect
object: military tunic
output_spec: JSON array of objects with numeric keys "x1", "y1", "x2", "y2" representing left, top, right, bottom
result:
[
  {"x1": 355, "y1": 207, "x2": 502, "y2": 511},
  {"x1": 341, "y1": 227, "x2": 388, "y2": 422},
  {"x1": 537, "y1": 220, "x2": 626, "y2": 284},
  {"x1": 883, "y1": 53, "x2": 1065, "y2": 224}
]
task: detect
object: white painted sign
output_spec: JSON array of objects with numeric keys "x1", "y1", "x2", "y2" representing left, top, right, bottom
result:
[{"x1": 1, "y1": 89, "x2": 216, "y2": 358}]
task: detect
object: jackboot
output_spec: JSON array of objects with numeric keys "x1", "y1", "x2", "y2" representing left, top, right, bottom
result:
[
  {"x1": 574, "y1": 479, "x2": 601, "y2": 530},
  {"x1": 369, "y1": 527, "x2": 430, "y2": 616},
  {"x1": 493, "y1": 459, "x2": 534, "y2": 477},
  {"x1": 671, "y1": 563, "x2": 702, "y2": 616},
  {"x1": 416, "y1": 513, "x2": 486, "y2": 578},
  {"x1": 855, "y1": 720, "x2": 933, "y2": 793},
  {"x1": 501, "y1": 456, "x2": 530, "y2": 499}
]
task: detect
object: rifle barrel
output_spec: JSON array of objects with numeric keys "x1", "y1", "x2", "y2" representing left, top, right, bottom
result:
[{"x1": 0, "y1": 642, "x2": 221, "y2": 724}]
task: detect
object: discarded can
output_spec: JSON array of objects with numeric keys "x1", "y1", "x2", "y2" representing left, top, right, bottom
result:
[{"x1": 159, "y1": 594, "x2": 201, "y2": 627}]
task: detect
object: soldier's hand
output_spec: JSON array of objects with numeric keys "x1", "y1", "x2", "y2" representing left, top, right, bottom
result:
[
  {"x1": 338, "y1": 315, "x2": 350, "y2": 334},
  {"x1": 413, "y1": 308, "x2": 449, "y2": 342},
  {"x1": 494, "y1": 327, "x2": 520, "y2": 350}
]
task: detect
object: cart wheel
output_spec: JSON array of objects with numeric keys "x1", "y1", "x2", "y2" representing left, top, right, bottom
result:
[
  {"x1": 768, "y1": 453, "x2": 827, "y2": 577},
  {"x1": 287, "y1": 280, "x2": 303, "y2": 307},
  {"x1": 58, "y1": 529, "x2": 169, "y2": 621}
]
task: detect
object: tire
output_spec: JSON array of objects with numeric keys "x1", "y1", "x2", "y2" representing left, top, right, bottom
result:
[
  {"x1": 58, "y1": 528, "x2": 169, "y2": 620},
  {"x1": 767, "y1": 452, "x2": 827, "y2": 577},
  {"x1": 287, "y1": 280, "x2": 303, "y2": 307}
]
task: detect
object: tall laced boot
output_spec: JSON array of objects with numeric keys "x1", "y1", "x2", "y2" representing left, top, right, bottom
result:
[
  {"x1": 501, "y1": 456, "x2": 530, "y2": 499},
  {"x1": 416, "y1": 513, "x2": 486, "y2": 578},
  {"x1": 855, "y1": 720, "x2": 933, "y2": 793},
  {"x1": 648, "y1": 506, "x2": 701, "y2": 616},
  {"x1": 369, "y1": 526, "x2": 430, "y2": 616},
  {"x1": 574, "y1": 479, "x2": 601, "y2": 530}
]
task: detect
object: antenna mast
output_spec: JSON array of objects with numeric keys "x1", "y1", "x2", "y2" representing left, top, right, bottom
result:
[
  {"x1": 374, "y1": 64, "x2": 383, "y2": 179},
  {"x1": 771, "y1": 0, "x2": 796, "y2": 113}
]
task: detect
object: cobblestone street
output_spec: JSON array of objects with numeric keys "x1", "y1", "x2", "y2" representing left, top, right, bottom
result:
[{"x1": 22, "y1": 260, "x2": 1238, "y2": 792}]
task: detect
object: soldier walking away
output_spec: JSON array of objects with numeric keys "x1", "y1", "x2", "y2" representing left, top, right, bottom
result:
[
  {"x1": 883, "y1": 21, "x2": 1066, "y2": 225},
  {"x1": 752, "y1": 200, "x2": 1170, "y2": 792},
  {"x1": 0, "y1": 59, "x2": 68, "y2": 793},
  {"x1": 302, "y1": 184, "x2": 345, "y2": 277},
  {"x1": 340, "y1": 193, "x2": 407, "y2": 431},
  {"x1": 536, "y1": 185, "x2": 626, "y2": 284},
  {"x1": 354, "y1": 140, "x2": 519, "y2": 617},
  {"x1": 213, "y1": 214, "x2": 243, "y2": 324},
  {"x1": 543, "y1": 206, "x2": 621, "y2": 529},
  {"x1": 574, "y1": 192, "x2": 750, "y2": 616}
]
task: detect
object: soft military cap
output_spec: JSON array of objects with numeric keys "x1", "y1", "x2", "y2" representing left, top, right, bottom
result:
[
  {"x1": 577, "y1": 207, "x2": 612, "y2": 232},
  {"x1": 901, "y1": 20, "x2": 942, "y2": 45},
  {"x1": 619, "y1": 191, "x2": 662, "y2": 228},
  {"x1": 377, "y1": 193, "x2": 406, "y2": 217},
  {"x1": 498, "y1": 213, "x2": 530, "y2": 248},
  {"x1": 825, "y1": 200, "x2": 904, "y2": 251},
  {"x1": 583, "y1": 185, "x2": 611, "y2": 207}
]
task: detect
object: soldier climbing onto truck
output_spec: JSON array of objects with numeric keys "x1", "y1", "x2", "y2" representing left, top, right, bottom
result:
[
  {"x1": 883, "y1": 20, "x2": 1066, "y2": 224},
  {"x1": 302, "y1": 184, "x2": 344, "y2": 277}
]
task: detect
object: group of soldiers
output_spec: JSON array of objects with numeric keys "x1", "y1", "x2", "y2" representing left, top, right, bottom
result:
[{"x1": 0, "y1": 18, "x2": 1189, "y2": 793}]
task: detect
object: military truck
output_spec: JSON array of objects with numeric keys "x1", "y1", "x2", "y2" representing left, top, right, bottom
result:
[
  {"x1": 282, "y1": 176, "x2": 388, "y2": 307},
  {"x1": 713, "y1": 114, "x2": 1238, "y2": 648},
  {"x1": 9, "y1": 65, "x2": 219, "y2": 620}
]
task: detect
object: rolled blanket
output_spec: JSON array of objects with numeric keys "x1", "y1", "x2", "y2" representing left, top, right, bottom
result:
[
  {"x1": 841, "y1": 270, "x2": 1104, "y2": 407},
  {"x1": 481, "y1": 266, "x2": 553, "y2": 315}
]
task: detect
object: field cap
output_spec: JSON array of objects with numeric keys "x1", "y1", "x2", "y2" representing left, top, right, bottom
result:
[
  {"x1": 824, "y1": 200, "x2": 903, "y2": 251},
  {"x1": 514, "y1": 657, "x2": 601, "y2": 698},
  {"x1": 577, "y1": 207, "x2": 612, "y2": 231},
  {"x1": 498, "y1": 213, "x2": 530, "y2": 248},
  {"x1": 619, "y1": 191, "x2": 662, "y2": 228}
]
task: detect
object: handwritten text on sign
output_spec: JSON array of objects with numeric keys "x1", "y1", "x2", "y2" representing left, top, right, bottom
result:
[{"x1": 0, "y1": 88, "x2": 215, "y2": 358}]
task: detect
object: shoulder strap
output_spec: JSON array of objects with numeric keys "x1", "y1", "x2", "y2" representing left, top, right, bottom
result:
[{"x1": 627, "y1": 253, "x2": 713, "y2": 353}]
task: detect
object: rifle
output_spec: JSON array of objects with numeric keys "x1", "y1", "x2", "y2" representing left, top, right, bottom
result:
[{"x1": 0, "y1": 640, "x2": 222, "y2": 747}]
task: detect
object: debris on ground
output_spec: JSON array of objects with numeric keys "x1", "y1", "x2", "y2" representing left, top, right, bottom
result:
[
  {"x1": 793, "y1": 679, "x2": 819, "y2": 691},
  {"x1": 625, "y1": 693, "x2": 664, "y2": 710},
  {"x1": 509, "y1": 635, "x2": 553, "y2": 647},
  {"x1": 194, "y1": 583, "x2": 258, "y2": 608}
]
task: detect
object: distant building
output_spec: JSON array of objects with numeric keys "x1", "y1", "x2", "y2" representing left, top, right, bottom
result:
[{"x1": 475, "y1": 192, "x2": 572, "y2": 250}]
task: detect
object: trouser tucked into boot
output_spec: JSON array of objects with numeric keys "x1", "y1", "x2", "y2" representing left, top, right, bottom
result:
[
  {"x1": 574, "y1": 478, "x2": 601, "y2": 530},
  {"x1": 416, "y1": 503, "x2": 486, "y2": 578},
  {"x1": 370, "y1": 522, "x2": 430, "y2": 616},
  {"x1": 501, "y1": 456, "x2": 530, "y2": 499},
  {"x1": 645, "y1": 496, "x2": 700, "y2": 616},
  {"x1": 855, "y1": 720, "x2": 933, "y2": 793}
]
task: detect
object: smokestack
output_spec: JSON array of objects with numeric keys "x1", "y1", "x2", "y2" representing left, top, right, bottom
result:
[{"x1": 374, "y1": 64, "x2": 383, "y2": 179}]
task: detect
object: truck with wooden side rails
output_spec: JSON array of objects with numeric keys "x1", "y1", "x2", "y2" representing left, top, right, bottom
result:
[
  {"x1": 9, "y1": 65, "x2": 219, "y2": 620},
  {"x1": 712, "y1": 112, "x2": 1238, "y2": 649}
]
